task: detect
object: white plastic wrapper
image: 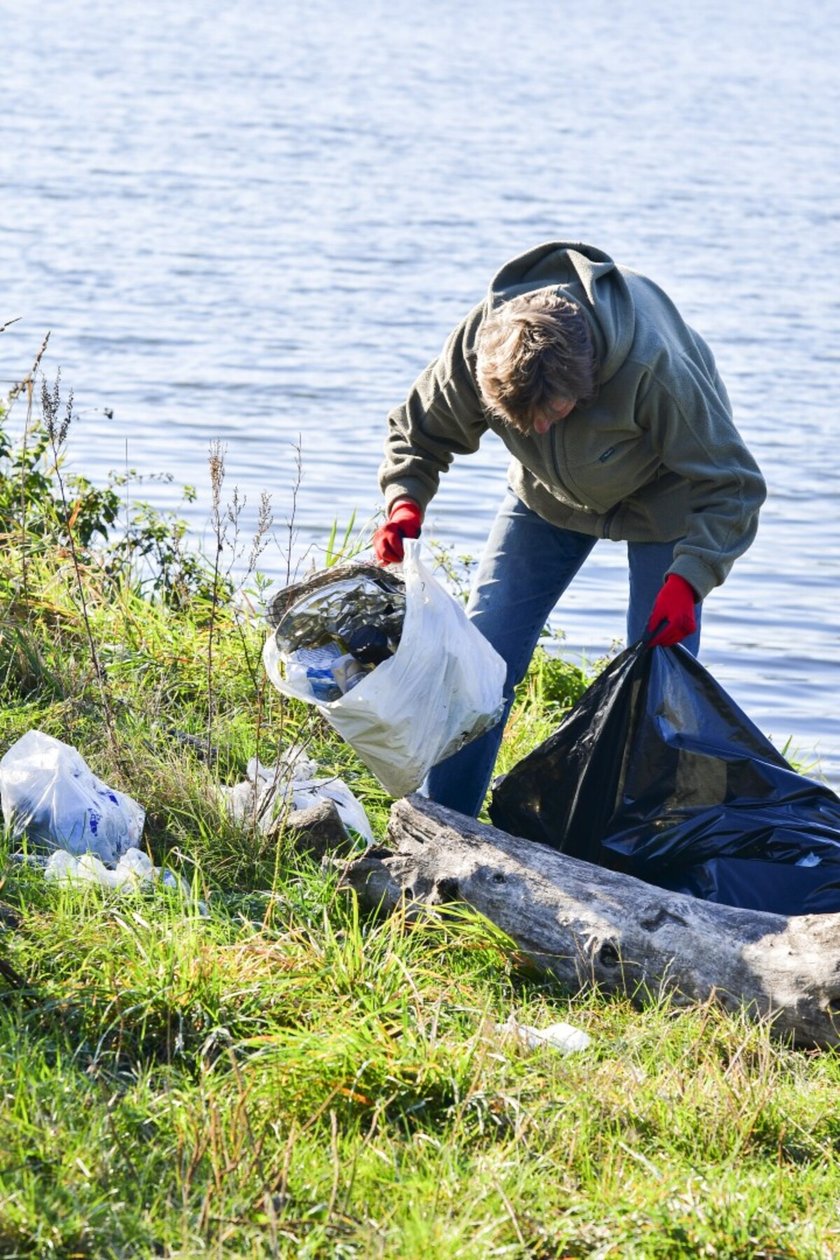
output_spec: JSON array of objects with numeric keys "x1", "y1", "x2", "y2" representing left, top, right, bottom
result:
[
  {"x1": 263, "y1": 541, "x2": 506, "y2": 798},
  {"x1": 496, "y1": 1015, "x2": 592, "y2": 1054},
  {"x1": 222, "y1": 750, "x2": 374, "y2": 844},
  {"x1": 0, "y1": 729, "x2": 145, "y2": 866},
  {"x1": 45, "y1": 847, "x2": 187, "y2": 893}
]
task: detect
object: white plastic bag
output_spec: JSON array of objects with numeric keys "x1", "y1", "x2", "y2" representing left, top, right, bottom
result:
[
  {"x1": 221, "y1": 750, "x2": 375, "y2": 844},
  {"x1": 45, "y1": 847, "x2": 190, "y2": 895},
  {"x1": 263, "y1": 541, "x2": 506, "y2": 797},
  {"x1": 0, "y1": 730, "x2": 145, "y2": 866}
]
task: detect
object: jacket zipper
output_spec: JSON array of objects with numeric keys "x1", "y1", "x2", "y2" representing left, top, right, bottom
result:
[{"x1": 601, "y1": 503, "x2": 621, "y2": 538}]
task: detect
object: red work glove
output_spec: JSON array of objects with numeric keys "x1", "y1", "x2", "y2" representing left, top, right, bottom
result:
[
  {"x1": 646, "y1": 574, "x2": 698, "y2": 647},
  {"x1": 372, "y1": 499, "x2": 422, "y2": 565}
]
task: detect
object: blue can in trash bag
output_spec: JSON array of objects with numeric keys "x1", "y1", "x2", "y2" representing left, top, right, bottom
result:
[{"x1": 285, "y1": 643, "x2": 370, "y2": 702}]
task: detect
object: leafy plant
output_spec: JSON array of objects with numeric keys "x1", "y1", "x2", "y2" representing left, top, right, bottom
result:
[
  {"x1": 0, "y1": 373, "x2": 222, "y2": 609},
  {"x1": 515, "y1": 643, "x2": 591, "y2": 715},
  {"x1": 0, "y1": 409, "x2": 120, "y2": 555}
]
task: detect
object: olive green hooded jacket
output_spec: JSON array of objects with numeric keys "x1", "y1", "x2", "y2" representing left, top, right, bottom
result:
[{"x1": 378, "y1": 242, "x2": 766, "y2": 600}]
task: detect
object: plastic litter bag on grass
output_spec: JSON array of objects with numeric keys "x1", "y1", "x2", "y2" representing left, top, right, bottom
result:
[
  {"x1": 490, "y1": 639, "x2": 840, "y2": 915},
  {"x1": 0, "y1": 729, "x2": 145, "y2": 866},
  {"x1": 45, "y1": 847, "x2": 189, "y2": 894},
  {"x1": 263, "y1": 541, "x2": 506, "y2": 798},
  {"x1": 221, "y1": 751, "x2": 375, "y2": 845}
]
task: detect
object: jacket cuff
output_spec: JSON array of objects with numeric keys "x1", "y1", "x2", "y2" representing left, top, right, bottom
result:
[
  {"x1": 667, "y1": 556, "x2": 717, "y2": 602},
  {"x1": 384, "y1": 479, "x2": 432, "y2": 516}
]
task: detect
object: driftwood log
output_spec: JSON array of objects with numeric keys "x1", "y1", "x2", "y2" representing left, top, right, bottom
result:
[{"x1": 342, "y1": 795, "x2": 840, "y2": 1048}]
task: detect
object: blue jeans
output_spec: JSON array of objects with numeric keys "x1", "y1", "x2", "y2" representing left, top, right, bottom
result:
[{"x1": 425, "y1": 491, "x2": 702, "y2": 817}]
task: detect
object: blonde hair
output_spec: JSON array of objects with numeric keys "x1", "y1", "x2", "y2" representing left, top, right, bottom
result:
[{"x1": 476, "y1": 291, "x2": 597, "y2": 432}]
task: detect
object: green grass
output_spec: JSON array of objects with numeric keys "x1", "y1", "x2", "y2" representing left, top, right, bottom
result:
[
  {"x1": 0, "y1": 515, "x2": 839, "y2": 1257},
  {"x1": 3, "y1": 876, "x2": 840, "y2": 1257}
]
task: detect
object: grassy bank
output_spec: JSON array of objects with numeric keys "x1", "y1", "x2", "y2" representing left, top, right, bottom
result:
[{"x1": 1, "y1": 376, "x2": 839, "y2": 1258}]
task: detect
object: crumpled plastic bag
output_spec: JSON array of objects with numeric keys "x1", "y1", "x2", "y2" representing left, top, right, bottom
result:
[
  {"x1": 220, "y1": 746, "x2": 374, "y2": 845},
  {"x1": 263, "y1": 541, "x2": 506, "y2": 798},
  {"x1": 0, "y1": 730, "x2": 145, "y2": 866},
  {"x1": 45, "y1": 846, "x2": 188, "y2": 894}
]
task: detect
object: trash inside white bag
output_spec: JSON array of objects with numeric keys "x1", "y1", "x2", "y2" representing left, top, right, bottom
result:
[
  {"x1": 0, "y1": 730, "x2": 145, "y2": 866},
  {"x1": 263, "y1": 541, "x2": 506, "y2": 797}
]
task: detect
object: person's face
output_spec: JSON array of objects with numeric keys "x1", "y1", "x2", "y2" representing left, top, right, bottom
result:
[{"x1": 531, "y1": 398, "x2": 576, "y2": 435}]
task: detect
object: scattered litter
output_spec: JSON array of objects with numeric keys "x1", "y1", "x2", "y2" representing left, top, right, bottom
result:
[
  {"x1": 0, "y1": 730, "x2": 144, "y2": 866},
  {"x1": 221, "y1": 747, "x2": 375, "y2": 845},
  {"x1": 0, "y1": 731, "x2": 197, "y2": 903},
  {"x1": 167, "y1": 728, "x2": 219, "y2": 764},
  {"x1": 45, "y1": 846, "x2": 189, "y2": 895},
  {"x1": 496, "y1": 1014, "x2": 592, "y2": 1054},
  {"x1": 263, "y1": 542, "x2": 506, "y2": 798}
]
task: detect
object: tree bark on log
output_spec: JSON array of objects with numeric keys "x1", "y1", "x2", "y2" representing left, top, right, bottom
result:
[{"x1": 342, "y1": 794, "x2": 840, "y2": 1048}]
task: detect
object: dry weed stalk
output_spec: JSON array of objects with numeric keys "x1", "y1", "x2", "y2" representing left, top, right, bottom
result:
[
  {"x1": 41, "y1": 368, "x2": 123, "y2": 770},
  {"x1": 5, "y1": 331, "x2": 52, "y2": 600},
  {"x1": 206, "y1": 442, "x2": 275, "y2": 760},
  {"x1": 207, "y1": 440, "x2": 226, "y2": 759}
]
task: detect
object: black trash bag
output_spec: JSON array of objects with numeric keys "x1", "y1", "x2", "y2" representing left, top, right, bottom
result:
[{"x1": 489, "y1": 640, "x2": 840, "y2": 915}]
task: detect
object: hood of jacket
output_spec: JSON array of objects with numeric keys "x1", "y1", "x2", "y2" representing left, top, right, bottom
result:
[{"x1": 484, "y1": 241, "x2": 636, "y2": 386}]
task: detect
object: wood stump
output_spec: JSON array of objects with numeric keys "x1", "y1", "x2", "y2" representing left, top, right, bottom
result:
[{"x1": 342, "y1": 795, "x2": 840, "y2": 1048}]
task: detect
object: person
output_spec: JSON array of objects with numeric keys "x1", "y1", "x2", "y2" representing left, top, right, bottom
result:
[{"x1": 373, "y1": 241, "x2": 766, "y2": 817}]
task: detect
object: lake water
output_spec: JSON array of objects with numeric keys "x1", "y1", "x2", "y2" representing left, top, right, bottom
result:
[{"x1": 2, "y1": 0, "x2": 839, "y2": 785}]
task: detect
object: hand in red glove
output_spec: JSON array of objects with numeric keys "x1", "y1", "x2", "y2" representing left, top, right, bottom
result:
[
  {"x1": 372, "y1": 499, "x2": 423, "y2": 565},
  {"x1": 646, "y1": 574, "x2": 698, "y2": 647}
]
